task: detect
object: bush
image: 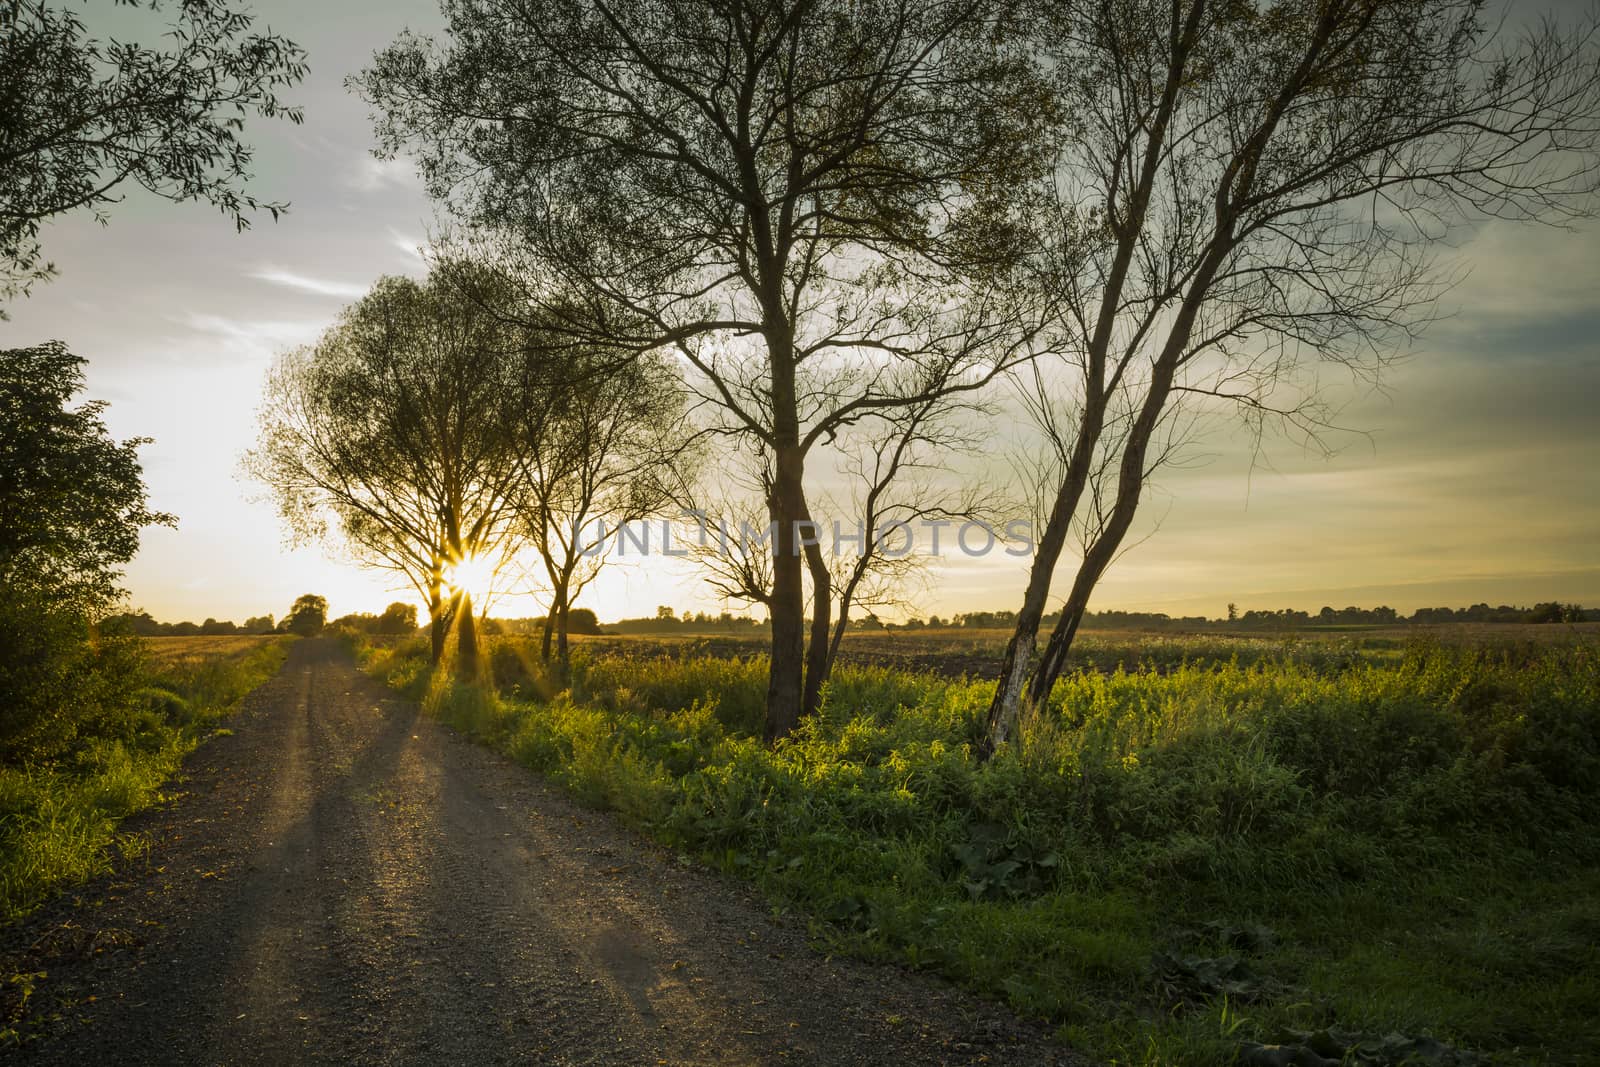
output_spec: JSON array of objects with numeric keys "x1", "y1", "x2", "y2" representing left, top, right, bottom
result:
[{"x1": 0, "y1": 598, "x2": 149, "y2": 765}]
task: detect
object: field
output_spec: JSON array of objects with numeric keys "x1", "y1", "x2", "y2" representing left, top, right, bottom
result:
[
  {"x1": 140, "y1": 634, "x2": 282, "y2": 670},
  {"x1": 0, "y1": 636, "x2": 290, "y2": 925},
  {"x1": 530, "y1": 621, "x2": 1600, "y2": 679},
  {"x1": 357, "y1": 626, "x2": 1600, "y2": 1065}
]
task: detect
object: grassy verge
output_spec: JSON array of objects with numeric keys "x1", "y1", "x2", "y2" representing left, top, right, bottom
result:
[
  {"x1": 358, "y1": 633, "x2": 1599, "y2": 1065},
  {"x1": 0, "y1": 637, "x2": 291, "y2": 923}
]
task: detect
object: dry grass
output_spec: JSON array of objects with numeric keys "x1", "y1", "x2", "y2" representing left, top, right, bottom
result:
[{"x1": 141, "y1": 635, "x2": 281, "y2": 670}]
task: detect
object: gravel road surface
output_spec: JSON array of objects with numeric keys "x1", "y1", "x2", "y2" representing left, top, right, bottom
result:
[{"x1": 2, "y1": 639, "x2": 1075, "y2": 1065}]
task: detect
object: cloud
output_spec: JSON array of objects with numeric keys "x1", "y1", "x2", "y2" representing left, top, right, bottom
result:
[
  {"x1": 388, "y1": 228, "x2": 428, "y2": 267},
  {"x1": 1441, "y1": 219, "x2": 1600, "y2": 321},
  {"x1": 173, "y1": 312, "x2": 327, "y2": 362},
  {"x1": 347, "y1": 155, "x2": 421, "y2": 192},
  {"x1": 247, "y1": 267, "x2": 369, "y2": 299}
]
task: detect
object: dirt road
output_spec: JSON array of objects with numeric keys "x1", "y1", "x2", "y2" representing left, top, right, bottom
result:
[{"x1": 3, "y1": 639, "x2": 1072, "y2": 1065}]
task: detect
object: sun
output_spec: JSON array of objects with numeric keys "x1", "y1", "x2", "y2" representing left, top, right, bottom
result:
[{"x1": 444, "y1": 553, "x2": 501, "y2": 601}]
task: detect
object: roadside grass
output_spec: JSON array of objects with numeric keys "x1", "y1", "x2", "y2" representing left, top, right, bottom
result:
[
  {"x1": 356, "y1": 633, "x2": 1600, "y2": 1065},
  {"x1": 0, "y1": 638, "x2": 291, "y2": 924}
]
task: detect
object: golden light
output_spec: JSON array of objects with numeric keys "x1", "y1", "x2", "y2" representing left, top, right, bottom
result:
[{"x1": 444, "y1": 553, "x2": 501, "y2": 601}]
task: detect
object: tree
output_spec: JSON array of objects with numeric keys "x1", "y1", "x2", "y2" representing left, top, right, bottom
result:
[
  {"x1": 509, "y1": 347, "x2": 693, "y2": 670},
  {"x1": 693, "y1": 396, "x2": 1004, "y2": 687},
  {"x1": 0, "y1": 0, "x2": 306, "y2": 307},
  {"x1": 358, "y1": 0, "x2": 1050, "y2": 740},
  {"x1": 1, "y1": 342, "x2": 174, "y2": 610},
  {"x1": 374, "y1": 601, "x2": 419, "y2": 635},
  {"x1": 0, "y1": 342, "x2": 170, "y2": 761},
  {"x1": 978, "y1": 0, "x2": 1600, "y2": 755},
  {"x1": 284, "y1": 594, "x2": 327, "y2": 636},
  {"x1": 246, "y1": 266, "x2": 529, "y2": 675}
]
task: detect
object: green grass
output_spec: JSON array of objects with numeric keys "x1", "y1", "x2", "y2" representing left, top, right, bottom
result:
[
  {"x1": 0, "y1": 638, "x2": 290, "y2": 924},
  {"x1": 357, "y1": 633, "x2": 1600, "y2": 1065}
]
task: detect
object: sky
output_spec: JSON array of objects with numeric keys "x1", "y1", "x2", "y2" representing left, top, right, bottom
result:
[{"x1": 2, "y1": 0, "x2": 1597, "y2": 625}]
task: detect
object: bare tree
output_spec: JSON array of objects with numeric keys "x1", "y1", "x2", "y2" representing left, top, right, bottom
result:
[
  {"x1": 246, "y1": 266, "x2": 529, "y2": 676},
  {"x1": 689, "y1": 399, "x2": 1003, "y2": 688},
  {"x1": 356, "y1": 0, "x2": 1049, "y2": 739},
  {"x1": 817, "y1": 398, "x2": 1005, "y2": 678},
  {"x1": 980, "y1": 0, "x2": 1600, "y2": 755}
]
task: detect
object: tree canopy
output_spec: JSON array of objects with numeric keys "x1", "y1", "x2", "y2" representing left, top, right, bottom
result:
[
  {"x1": 247, "y1": 266, "x2": 530, "y2": 669},
  {"x1": 358, "y1": 0, "x2": 1052, "y2": 737},
  {"x1": 0, "y1": 0, "x2": 306, "y2": 306},
  {"x1": 0, "y1": 341, "x2": 170, "y2": 762},
  {"x1": 0, "y1": 341, "x2": 173, "y2": 613},
  {"x1": 283, "y1": 593, "x2": 328, "y2": 636},
  {"x1": 978, "y1": 0, "x2": 1600, "y2": 753}
]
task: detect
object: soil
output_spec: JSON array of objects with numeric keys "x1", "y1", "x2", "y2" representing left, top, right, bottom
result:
[{"x1": 1, "y1": 639, "x2": 1077, "y2": 1065}]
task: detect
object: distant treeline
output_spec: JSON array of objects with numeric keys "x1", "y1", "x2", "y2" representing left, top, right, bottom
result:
[
  {"x1": 116, "y1": 599, "x2": 1592, "y2": 640},
  {"x1": 948, "y1": 602, "x2": 1594, "y2": 631},
  {"x1": 115, "y1": 600, "x2": 417, "y2": 638},
  {"x1": 113, "y1": 611, "x2": 282, "y2": 636},
  {"x1": 604, "y1": 608, "x2": 768, "y2": 635},
  {"x1": 583, "y1": 601, "x2": 1594, "y2": 633},
  {"x1": 485, "y1": 610, "x2": 602, "y2": 636}
]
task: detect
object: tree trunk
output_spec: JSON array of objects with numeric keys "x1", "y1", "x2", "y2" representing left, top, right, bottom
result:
[
  {"x1": 1018, "y1": 237, "x2": 1229, "y2": 716},
  {"x1": 825, "y1": 593, "x2": 853, "y2": 681},
  {"x1": 556, "y1": 597, "x2": 571, "y2": 674},
  {"x1": 765, "y1": 440, "x2": 807, "y2": 742},
  {"x1": 800, "y1": 527, "x2": 832, "y2": 718},
  {"x1": 456, "y1": 591, "x2": 480, "y2": 681},
  {"x1": 540, "y1": 603, "x2": 555, "y2": 664},
  {"x1": 427, "y1": 577, "x2": 448, "y2": 666},
  {"x1": 979, "y1": 24, "x2": 1206, "y2": 757},
  {"x1": 978, "y1": 439, "x2": 1100, "y2": 759},
  {"x1": 976, "y1": 564, "x2": 1052, "y2": 760},
  {"x1": 763, "y1": 296, "x2": 809, "y2": 742},
  {"x1": 1026, "y1": 426, "x2": 1160, "y2": 710}
]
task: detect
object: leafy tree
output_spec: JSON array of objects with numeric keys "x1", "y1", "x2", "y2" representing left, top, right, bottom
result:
[
  {"x1": 357, "y1": 0, "x2": 1050, "y2": 739},
  {"x1": 0, "y1": 342, "x2": 173, "y2": 611},
  {"x1": 374, "y1": 601, "x2": 419, "y2": 635},
  {"x1": 247, "y1": 265, "x2": 530, "y2": 674},
  {"x1": 0, "y1": 342, "x2": 169, "y2": 761},
  {"x1": 283, "y1": 594, "x2": 327, "y2": 636},
  {"x1": 0, "y1": 0, "x2": 306, "y2": 307},
  {"x1": 980, "y1": 0, "x2": 1600, "y2": 754}
]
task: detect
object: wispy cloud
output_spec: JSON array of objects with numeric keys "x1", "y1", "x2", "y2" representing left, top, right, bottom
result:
[
  {"x1": 1443, "y1": 219, "x2": 1600, "y2": 320},
  {"x1": 347, "y1": 155, "x2": 421, "y2": 192},
  {"x1": 388, "y1": 228, "x2": 428, "y2": 267},
  {"x1": 174, "y1": 312, "x2": 327, "y2": 362},
  {"x1": 247, "y1": 267, "x2": 368, "y2": 299}
]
